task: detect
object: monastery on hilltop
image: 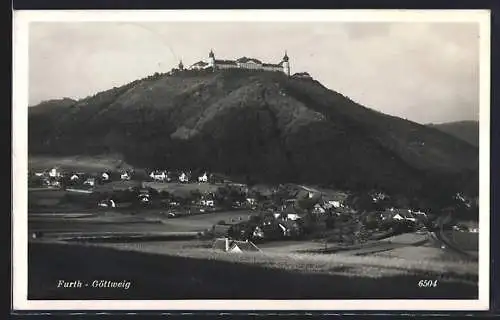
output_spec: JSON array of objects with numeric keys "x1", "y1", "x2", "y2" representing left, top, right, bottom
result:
[{"x1": 178, "y1": 49, "x2": 291, "y2": 76}]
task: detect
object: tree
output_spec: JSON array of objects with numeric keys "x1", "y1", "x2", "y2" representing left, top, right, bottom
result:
[
  {"x1": 189, "y1": 189, "x2": 203, "y2": 201},
  {"x1": 347, "y1": 193, "x2": 375, "y2": 213}
]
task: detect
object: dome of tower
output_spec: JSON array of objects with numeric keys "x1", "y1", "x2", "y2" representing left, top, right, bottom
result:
[{"x1": 283, "y1": 51, "x2": 289, "y2": 62}]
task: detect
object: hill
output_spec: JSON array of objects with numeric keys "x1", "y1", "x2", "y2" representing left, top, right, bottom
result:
[
  {"x1": 28, "y1": 69, "x2": 479, "y2": 203},
  {"x1": 427, "y1": 121, "x2": 479, "y2": 147}
]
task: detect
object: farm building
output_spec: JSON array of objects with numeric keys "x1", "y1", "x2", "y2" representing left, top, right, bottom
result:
[
  {"x1": 228, "y1": 240, "x2": 261, "y2": 253},
  {"x1": 212, "y1": 238, "x2": 261, "y2": 253}
]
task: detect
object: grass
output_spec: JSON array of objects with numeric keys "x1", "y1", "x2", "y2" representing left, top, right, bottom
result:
[
  {"x1": 444, "y1": 231, "x2": 479, "y2": 252},
  {"x1": 92, "y1": 241, "x2": 477, "y2": 282},
  {"x1": 28, "y1": 189, "x2": 96, "y2": 212},
  {"x1": 143, "y1": 182, "x2": 219, "y2": 194},
  {"x1": 28, "y1": 154, "x2": 132, "y2": 172},
  {"x1": 28, "y1": 241, "x2": 478, "y2": 300}
]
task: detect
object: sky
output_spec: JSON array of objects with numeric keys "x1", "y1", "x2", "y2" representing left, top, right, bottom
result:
[{"x1": 28, "y1": 21, "x2": 481, "y2": 124}]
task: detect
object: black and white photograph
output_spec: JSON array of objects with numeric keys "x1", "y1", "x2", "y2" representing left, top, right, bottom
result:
[{"x1": 12, "y1": 9, "x2": 490, "y2": 311}]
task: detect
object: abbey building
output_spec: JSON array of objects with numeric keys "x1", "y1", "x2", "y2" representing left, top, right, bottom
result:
[{"x1": 182, "y1": 49, "x2": 291, "y2": 76}]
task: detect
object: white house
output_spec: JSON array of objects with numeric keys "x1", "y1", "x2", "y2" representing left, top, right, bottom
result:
[
  {"x1": 150, "y1": 170, "x2": 167, "y2": 181},
  {"x1": 246, "y1": 198, "x2": 257, "y2": 206},
  {"x1": 227, "y1": 240, "x2": 261, "y2": 253},
  {"x1": 48, "y1": 167, "x2": 60, "y2": 178},
  {"x1": 286, "y1": 213, "x2": 300, "y2": 221},
  {"x1": 98, "y1": 199, "x2": 116, "y2": 208},
  {"x1": 313, "y1": 204, "x2": 326, "y2": 214},
  {"x1": 179, "y1": 172, "x2": 189, "y2": 183},
  {"x1": 70, "y1": 174, "x2": 80, "y2": 181},
  {"x1": 121, "y1": 171, "x2": 131, "y2": 180},
  {"x1": 198, "y1": 172, "x2": 208, "y2": 183},
  {"x1": 393, "y1": 213, "x2": 404, "y2": 220},
  {"x1": 200, "y1": 199, "x2": 215, "y2": 207},
  {"x1": 389, "y1": 209, "x2": 416, "y2": 222},
  {"x1": 328, "y1": 200, "x2": 342, "y2": 208},
  {"x1": 101, "y1": 172, "x2": 110, "y2": 181},
  {"x1": 84, "y1": 178, "x2": 96, "y2": 187}
]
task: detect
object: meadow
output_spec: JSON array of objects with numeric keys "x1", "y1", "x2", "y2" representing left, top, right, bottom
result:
[
  {"x1": 28, "y1": 241, "x2": 478, "y2": 300},
  {"x1": 444, "y1": 231, "x2": 479, "y2": 252},
  {"x1": 28, "y1": 154, "x2": 132, "y2": 172}
]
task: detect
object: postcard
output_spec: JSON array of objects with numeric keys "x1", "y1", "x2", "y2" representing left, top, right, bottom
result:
[{"x1": 12, "y1": 9, "x2": 490, "y2": 311}]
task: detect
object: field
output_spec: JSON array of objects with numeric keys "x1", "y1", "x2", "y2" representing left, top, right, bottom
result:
[
  {"x1": 28, "y1": 155, "x2": 132, "y2": 172},
  {"x1": 28, "y1": 241, "x2": 478, "y2": 300},
  {"x1": 444, "y1": 231, "x2": 479, "y2": 252},
  {"x1": 143, "y1": 182, "x2": 220, "y2": 195},
  {"x1": 28, "y1": 188, "x2": 95, "y2": 212},
  {"x1": 27, "y1": 207, "x2": 478, "y2": 300},
  {"x1": 28, "y1": 209, "x2": 254, "y2": 236}
]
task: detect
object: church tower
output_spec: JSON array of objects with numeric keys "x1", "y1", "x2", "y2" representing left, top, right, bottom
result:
[
  {"x1": 178, "y1": 59, "x2": 184, "y2": 71},
  {"x1": 208, "y1": 49, "x2": 216, "y2": 71},
  {"x1": 282, "y1": 51, "x2": 290, "y2": 76}
]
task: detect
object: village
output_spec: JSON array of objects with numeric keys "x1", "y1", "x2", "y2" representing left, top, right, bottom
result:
[{"x1": 27, "y1": 164, "x2": 478, "y2": 253}]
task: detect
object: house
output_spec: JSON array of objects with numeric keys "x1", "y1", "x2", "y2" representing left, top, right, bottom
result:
[
  {"x1": 292, "y1": 72, "x2": 313, "y2": 79},
  {"x1": 48, "y1": 167, "x2": 61, "y2": 178},
  {"x1": 198, "y1": 172, "x2": 208, "y2": 183},
  {"x1": 277, "y1": 212, "x2": 300, "y2": 221},
  {"x1": 139, "y1": 195, "x2": 150, "y2": 204},
  {"x1": 150, "y1": 170, "x2": 168, "y2": 182},
  {"x1": 188, "y1": 60, "x2": 210, "y2": 70},
  {"x1": 179, "y1": 172, "x2": 189, "y2": 183},
  {"x1": 98, "y1": 199, "x2": 116, "y2": 208},
  {"x1": 212, "y1": 237, "x2": 261, "y2": 252},
  {"x1": 322, "y1": 192, "x2": 349, "y2": 208},
  {"x1": 121, "y1": 171, "x2": 131, "y2": 180},
  {"x1": 101, "y1": 172, "x2": 110, "y2": 181},
  {"x1": 200, "y1": 199, "x2": 215, "y2": 207},
  {"x1": 382, "y1": 208, "x2": 416, "y2": 223},
  {"x1": 83, "y1": 177, "x2": 96, "y2": 187},
  {"x1": 371, "y1": 191, "x2": 389, "y2": 203},
  {"x1": 34, "y1": 171, "x2": 45, "y2": 177},
  {"x1": 228, "y1": 240, "x2": 261, "y2": 253},
  {"x1": 246, "y1": 198, "x2": 257, "y2": 206},
  {"x1": 313, "y1": 203, "x2": 326, "y2": 214},
  {"x1": 70, "y1": 174, "x2": 80, "y2": 181}
]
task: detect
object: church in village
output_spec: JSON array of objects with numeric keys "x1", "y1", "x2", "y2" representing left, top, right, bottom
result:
[{"x1": 178, "y1": 49, "x2": 291, "y2": 76}]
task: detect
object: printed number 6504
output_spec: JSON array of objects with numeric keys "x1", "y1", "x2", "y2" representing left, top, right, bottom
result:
[{"x1": 418, "y1": 280, "x2": 438, "y2": 288}]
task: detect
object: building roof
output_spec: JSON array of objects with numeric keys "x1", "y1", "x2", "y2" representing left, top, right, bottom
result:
[
  {"x1": 236, "y1": 57, "x2": 262, "y2": 64},
  {"x1": 263, "y1": 62, "x2": 283, "y2": 67},
  {"x1": 191, "y1": 61, "x2": 209, "y2": 67},
  {"x1": 215, "y1": 59, "x2": 238, "y2": 66},
  {"x1": 229, "y1": 240, "x2": 261, "y2": 252},
  {"x1": 293, "y1": 72, "x2": 312, "y2": 78},
  {"x1": 382, "y1": 208, "x2": 415, "y2": 220}
]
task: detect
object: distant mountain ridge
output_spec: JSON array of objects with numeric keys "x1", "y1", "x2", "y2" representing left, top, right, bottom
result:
[
  {"x1": 28, "y1": 69, "x2": 479, "y2": 202},
  {"x1": 427, "y1": 121, "x2": 479, "y2": 147}
]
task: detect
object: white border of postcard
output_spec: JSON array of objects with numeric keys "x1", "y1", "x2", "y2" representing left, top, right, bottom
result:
[{"x1": 12, "y1": 9, "x2": 491, "y2": 311}]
